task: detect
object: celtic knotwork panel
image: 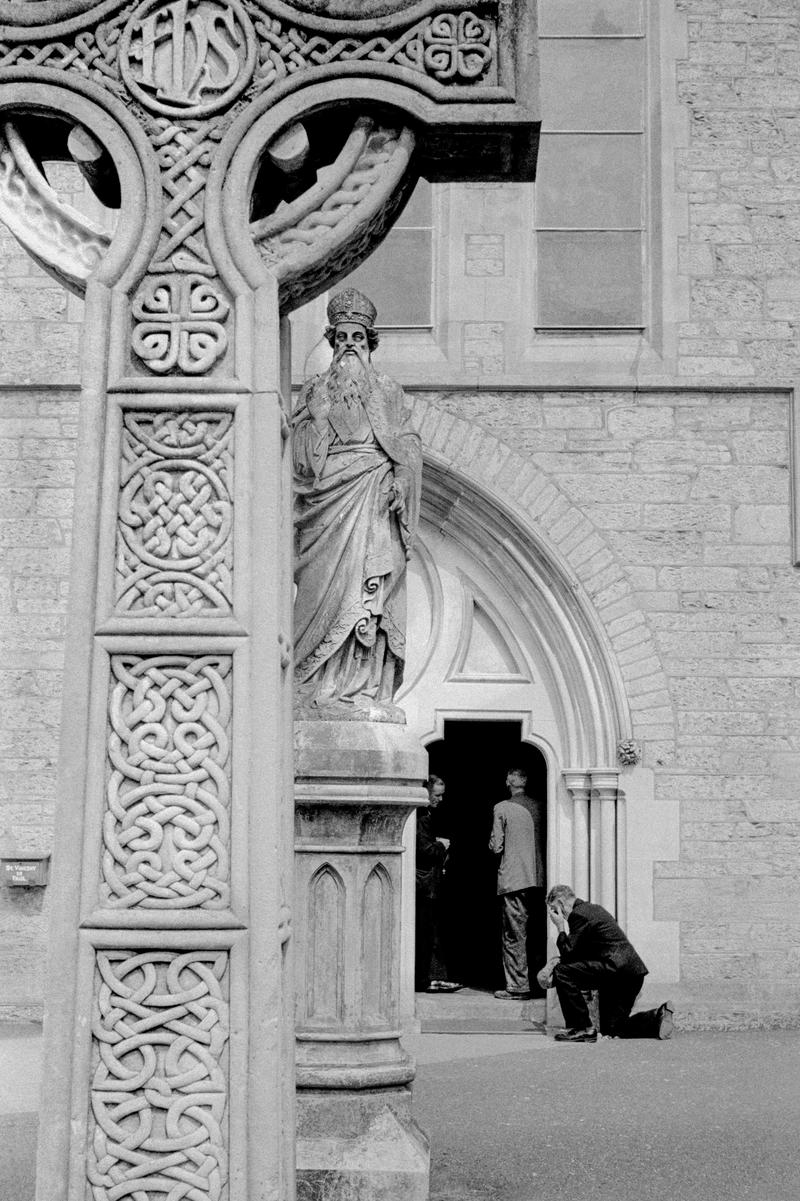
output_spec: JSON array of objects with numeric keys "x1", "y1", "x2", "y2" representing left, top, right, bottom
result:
[
  {"x1": 0, "y1": 4, "x2": 131, "y2": 87},
  {"x1": 132, "y1": 274, "x2": 230, "y2": 372},
  {"x1": 249, "y1": 8, "x2": 497, "y2": 92},
  {"x1": 89, "y1": 950, "x2": 229, "y2": 1201},
  {"x1": 103, "y1": 654, "x2": 232, "y2": 909},
  {"x1": 149, "y1": 119, "x2": 223, "y2": 277},
  {"x1": 116, "y1": 411, "x2": 233, "y2": 615}
]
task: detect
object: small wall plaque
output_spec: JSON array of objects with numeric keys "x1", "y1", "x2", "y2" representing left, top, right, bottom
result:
[{"x1": 1, "y1": 857, "x2": 49, "y2": 887}]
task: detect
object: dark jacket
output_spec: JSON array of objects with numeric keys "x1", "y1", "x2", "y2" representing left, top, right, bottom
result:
[
  {"x1": 557, "y1": 899, "x2": 648, "y2": 976},
  {"x1": 415, "y1": 808, "x2": 447, "y2": 899}
]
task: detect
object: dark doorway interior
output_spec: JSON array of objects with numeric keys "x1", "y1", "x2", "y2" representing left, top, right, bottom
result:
[{"x1": 425, "y1": 720, "x2": 547, "y2": 991}]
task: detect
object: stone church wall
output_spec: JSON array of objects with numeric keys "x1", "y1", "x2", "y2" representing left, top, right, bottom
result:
[
  {"x1": 1, "y1": 382, "x2": 798, "y2": 1026},
  {"x1": 0, "y1": 387, "x2": 77, "y2": 1016},
  {"x1": 675, "y1": 1, "x2": 800, "y2": 380}
]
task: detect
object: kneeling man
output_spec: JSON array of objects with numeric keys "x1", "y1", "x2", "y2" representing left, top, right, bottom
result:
[{"x1": 545, "y1": 884, "x2": 674, "y2": 1042}]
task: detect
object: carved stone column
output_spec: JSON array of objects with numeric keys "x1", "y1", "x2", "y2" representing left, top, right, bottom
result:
[
  {"x1": 294, "y1": 721, "x2": 428, "y2": 1199},
  {"x1": 563, "y1": 768, "x2": 621, "y2": 915},
  {"x1": 590, "y1": 768, "x2": 621, "y2": 914},
  {"x1": 563, "y1": 770, "x2": 591, "y2": 899},
  {"x1": 0, "y1": 4, "x2": 539, "y2": 1199}
]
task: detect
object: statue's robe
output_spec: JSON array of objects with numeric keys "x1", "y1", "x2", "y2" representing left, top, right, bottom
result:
[{"x1": 293, "y1": 368, "x2": 422, "y2": 713}]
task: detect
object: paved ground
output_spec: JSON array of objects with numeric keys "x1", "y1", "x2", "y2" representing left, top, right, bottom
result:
[
  {"x1": 406, "y1": 1029, "x2": 800, "y2": 1201},
  {"x1": 3, "y1": 1024, "x2": 799, "y2": 1200},
  {"x1": 0, "y1": 1024, "x2": 40, "y2": 1201}
]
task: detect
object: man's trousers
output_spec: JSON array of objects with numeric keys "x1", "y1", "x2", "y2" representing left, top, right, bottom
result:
[
  {"x1": 500, "y1": 886, "x2": 544, "y2": 993},
  {"x1": 415, "y1": 890, "x2": 448, "y2": 990},
  {"x1": 552, "y1": 959, "x2": 663, "y2": 1036}
]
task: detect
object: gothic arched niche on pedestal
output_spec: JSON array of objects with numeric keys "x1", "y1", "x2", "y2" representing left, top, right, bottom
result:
[
  {"x1": 306, "y1": 863, "x2": 346, "y2": 1023},
  {"x1": 361, "y1": 863, "x2": 394, "y2": 1025}
]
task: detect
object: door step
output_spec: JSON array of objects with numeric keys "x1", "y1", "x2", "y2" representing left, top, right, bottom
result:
[{"x1": 415, "y1": 988, "x2": 547, "y2": 1033}]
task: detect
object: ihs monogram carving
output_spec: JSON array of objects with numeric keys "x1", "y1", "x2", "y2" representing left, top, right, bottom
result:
[
  {"x1": 116, "y1": 411, "x2": 233, "y2": 615},
  {"x1": 120, "y1": 0, "x2": 257, "y2": 117},
  {"x1": 132, "y1": 274, "x2": 230, "y2": 372},
  {"x1": 104, "y1": 654, "x2": 232, "y2": 909},
  {"x1": 89, "y1": 950, "x2": 229, "y2": 1201}
]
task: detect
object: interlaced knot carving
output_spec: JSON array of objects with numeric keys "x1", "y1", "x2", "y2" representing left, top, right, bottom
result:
[
  {"x1": 259, "y1": 125, "x2": 402, "y2": 263},
  {"x1": 0, "y1": 5, "x2": 129, "y2": 85},
  {"x1": 250, "y1": 8, "x2": 496, "y2": 92},
  {"x1": 116, "y1": 411, "x2": 233, "y2": 615},
  {"x1": 89, "y1": 950, "x2": 229, "y2": 1201},
  {"x1": 149, "y1": 117, "x2": 223, "y2": 276},
  {"x1": 103, "y1": 654, "x2": 232, "y2": 909}
]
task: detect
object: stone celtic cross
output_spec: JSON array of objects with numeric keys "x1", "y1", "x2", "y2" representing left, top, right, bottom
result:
[{"x1": 0, "y1": 1, "x2": 537, "y2": 1197}]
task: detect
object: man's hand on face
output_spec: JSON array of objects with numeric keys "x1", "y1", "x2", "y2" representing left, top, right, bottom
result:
[{"x1": 548, "y1": 902, "x2": 568, "y2": 933}]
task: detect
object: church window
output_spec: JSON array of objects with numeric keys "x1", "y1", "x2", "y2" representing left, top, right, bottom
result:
[
  {"x1": 535, "y1": 0, "x2": 646, "y2": 331},
  {"x1": 340, "y1": 179, "x2": 433, "y2": 329}
]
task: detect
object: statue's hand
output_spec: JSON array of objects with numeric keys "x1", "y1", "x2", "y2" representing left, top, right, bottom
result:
[
  {"x1": 388, "y1": 469, "x2": 410, "y2": 515},
  {"x1": 306, "y1": 386, "x2": 331, "y2": 427}
]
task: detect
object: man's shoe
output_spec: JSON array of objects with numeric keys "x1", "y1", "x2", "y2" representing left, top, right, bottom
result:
[
  {"x1": 554, "y1": 1027, "x2": 597, "y2": 1043},
  {"x1": 494, "y1": 989, "x2": 532, "y2": 1000},
  {"x1": 656, "y1": 1001, "x2": 674, "y2": 1040}
]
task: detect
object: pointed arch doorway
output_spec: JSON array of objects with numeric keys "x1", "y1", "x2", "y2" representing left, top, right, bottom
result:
[
  {"x1": 396, "y1": 458, "x2": 635, "y2": 1026},
  {"x1": 426, "y1": 721, "x2": 547, "y2": 992}
]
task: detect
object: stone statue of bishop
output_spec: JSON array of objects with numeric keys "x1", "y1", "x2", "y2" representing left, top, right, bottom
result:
[{"x1": 293, "y1": 288, "x2": 422, "y2": 722}]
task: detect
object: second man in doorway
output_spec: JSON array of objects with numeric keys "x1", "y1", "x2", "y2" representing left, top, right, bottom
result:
[{"x1": 489, "y1": 767, "x2": 546, "y2": 999}]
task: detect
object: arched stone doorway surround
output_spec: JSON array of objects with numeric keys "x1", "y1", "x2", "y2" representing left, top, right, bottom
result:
[{"x1": 398, "y1": 398, "x2": 680, "y2": 1024}]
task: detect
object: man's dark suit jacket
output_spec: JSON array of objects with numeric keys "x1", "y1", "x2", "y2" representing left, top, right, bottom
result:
[
  {"x1": 415, "y1": 808, "x2": 447, "y2": 899},
  {"x1": 556, "y1": 899, "x2": 648, "y2": 976}
]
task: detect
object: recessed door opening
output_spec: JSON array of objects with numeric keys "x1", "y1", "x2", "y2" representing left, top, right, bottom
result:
[{"x1": 423, "y1": 719, "x2": 547, "y2": 993}]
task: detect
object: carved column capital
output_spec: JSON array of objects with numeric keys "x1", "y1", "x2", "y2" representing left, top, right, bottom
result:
[
  {"x1": 589, "y1": 768, "x2": 621, "y2": 804},
  {"x1": 562, "y1": 769, "x2": 591, "y2": 802}
]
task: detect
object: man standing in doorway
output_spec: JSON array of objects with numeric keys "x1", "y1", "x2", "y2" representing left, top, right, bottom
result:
[
  {"x1": 415, "y1": 776, "x2": 462, "y2": 993},
  {"x1": 489, "y1": 767, "x2": 545, "y2": 999}
]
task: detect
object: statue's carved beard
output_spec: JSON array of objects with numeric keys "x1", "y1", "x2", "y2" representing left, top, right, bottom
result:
[{"x1": 329, "y1": 351, "x2": 371, "y2": 411}]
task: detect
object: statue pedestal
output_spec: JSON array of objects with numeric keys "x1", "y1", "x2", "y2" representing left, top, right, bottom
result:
[{"x1": 294, "y1": 720, "x2": 430, "y2": 1200}]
